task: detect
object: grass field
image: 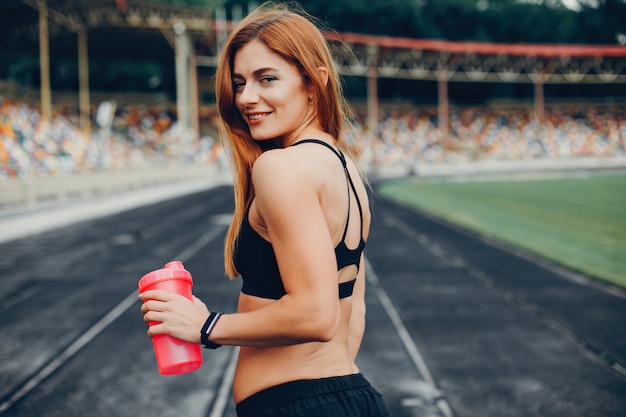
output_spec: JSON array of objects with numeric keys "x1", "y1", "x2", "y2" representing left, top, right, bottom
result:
[{"x1": 377, "y1": 172, "x2": 626, "y2": 289}]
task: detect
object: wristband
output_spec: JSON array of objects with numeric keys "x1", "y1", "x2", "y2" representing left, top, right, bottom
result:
[{"x1": 200, "y1": 312, "x2": 223, "y2": 349}]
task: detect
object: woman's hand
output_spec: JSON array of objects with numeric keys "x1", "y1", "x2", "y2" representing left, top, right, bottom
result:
[{"x1": 139, "y1": 290, "x2": 210, "y2": 344}]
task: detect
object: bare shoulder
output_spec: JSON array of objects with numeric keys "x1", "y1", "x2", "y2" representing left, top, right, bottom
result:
[
  {"x1": 251, "y1": 148, "x2": 319, "y2": 212},
  {"x1": 252, "y1": 148, "x2": 314, "y2": 188}
]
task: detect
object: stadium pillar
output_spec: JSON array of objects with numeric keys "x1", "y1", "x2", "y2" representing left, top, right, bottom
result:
[
  {"x1": 77, "y1": 27, "x2": 91, "y2": 137},
  {"x1": 437, "y1": 76, "x2": 450, "y2": 152},
  {"x1": 189, "y1": 54, "x2": 199, "y2": 140},
  {"x1": 216, "y1": 7, "x2": 227, "y2": 54},
  {"x1": 174, "y1": 22, "x2": 191, "y2": 131},
  {"x1": 534, "y1": 74, "x2": 545, "y2": 122},
  {"x1": 367, "y1": 45, "x2": 379, "y2": 136},
  {"x1": 38, "y1": 1, "x2": 52, "y2": 123},
  {"x1": 232, "y1": 5, "x2": 243, "y2": 24}
]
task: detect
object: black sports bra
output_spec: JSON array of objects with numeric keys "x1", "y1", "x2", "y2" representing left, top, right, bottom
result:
[{"x1": 233, "y1": 139, "x2": 366, "y2": 300}]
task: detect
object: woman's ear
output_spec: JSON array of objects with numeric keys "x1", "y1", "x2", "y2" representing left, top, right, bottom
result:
[
  {"x1": 308, "y1": 66, "x2": 329, "y2": 102},
  {"x1": 317, "y1": 66, "x2": 329, "y2": 87}
]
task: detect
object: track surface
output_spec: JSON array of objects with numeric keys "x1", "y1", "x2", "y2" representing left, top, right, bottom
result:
[{"x1": 1, "y1": 184, "x2": 625, "y2": 417}]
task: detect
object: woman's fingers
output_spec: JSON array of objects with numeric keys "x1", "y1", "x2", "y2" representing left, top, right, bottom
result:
[
  {"x1": 146, "y1": 321, "x2": 165, "y2": 337},
  {"x1": 140, "y1": 299, "x2": 167, "y2": 316},
  {"x1": 139, "y1": 288, "x2": 209, "y2": 343},
  {"x1": 139, "y1": 289, "x2": 173, "y2": 302},
  {"x1": 142, "y1": 308, "x2": 164, "y2": 324}
]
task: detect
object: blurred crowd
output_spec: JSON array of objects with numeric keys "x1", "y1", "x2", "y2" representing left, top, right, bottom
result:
[
  {"x1": 358, "y1": 105, "x2": 626, "y2": 168},
  {"x1": 0, "y1": 97, "x2": 220, "y2": 179},
  {"x1": 1, "y1": 96, "x2": 625, "y2": 179}
]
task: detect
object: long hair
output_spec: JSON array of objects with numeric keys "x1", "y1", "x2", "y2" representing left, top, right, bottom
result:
[{"x1": 216, "y1": 2, "x2": 353, "y2": 278}]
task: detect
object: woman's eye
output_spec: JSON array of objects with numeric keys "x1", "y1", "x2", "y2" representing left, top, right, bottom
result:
[
  {"x1": 233, "y1": 81, "x2": 245, "y2": 91},
  {"x1": 260, "y1": 76, "x2": 276, "y2": 84}
]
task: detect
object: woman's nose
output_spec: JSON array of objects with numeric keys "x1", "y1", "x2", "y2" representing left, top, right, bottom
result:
[{"x1": 238, "y1": 83, "x2": 260, "y2": 105}]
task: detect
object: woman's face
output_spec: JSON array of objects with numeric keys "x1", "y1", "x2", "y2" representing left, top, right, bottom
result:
[{"x1": 232, "y1": 39, "x2": 315, "y2": 144}]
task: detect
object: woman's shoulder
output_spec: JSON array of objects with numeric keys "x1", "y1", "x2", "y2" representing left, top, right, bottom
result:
[
  {"x1": 251, "y1": 147, "x2": 322, "y2": 220},
  {"x1": 252, "y1": 138, "x2": 355, "y2": 189},
  {"x1": 254, "y1": 140, "x2": 334, "y2": 172},
  {"x1": 252, "y1": 147, "x2": 315, "y2": 194},
  {"x1": 253, "y1": 147, "x2": 305, "y2": 178}
]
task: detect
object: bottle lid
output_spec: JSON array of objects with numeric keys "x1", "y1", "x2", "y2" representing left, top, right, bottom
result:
[{"x1": 138, "y1": 261, "x2": 192, "y2": 292}]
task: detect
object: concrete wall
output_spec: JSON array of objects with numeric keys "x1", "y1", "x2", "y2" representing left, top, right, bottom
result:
[{"x1": 0, "y1": 163, "x2": 226, "y2": 211}]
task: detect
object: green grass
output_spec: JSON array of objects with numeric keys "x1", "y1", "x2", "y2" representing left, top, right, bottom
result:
[{"x1": 377, "y1": 173, "x2": 626, "y2": 289}]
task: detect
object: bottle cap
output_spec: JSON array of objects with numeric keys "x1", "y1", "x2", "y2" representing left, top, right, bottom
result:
[{"x1": 138, "y1": 261, "x2": 192, "y2": 292}]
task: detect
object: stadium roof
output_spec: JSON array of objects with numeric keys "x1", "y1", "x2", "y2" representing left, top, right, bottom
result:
[
  {"x1": 327, "y1": 31, "x2": 626, "y2": 59},
  {"x1": 4, "y1": 0, "x2": 626, "y2": 59},
  {"x1": 2, "y1": 0, "x2": 625, "y2": 85},
  {"x1": 0, "y1": 0, "x2": 214, "y2": 62},
  {"x1": 0, "y1": 0, "x2": 213, "y2": 31}
]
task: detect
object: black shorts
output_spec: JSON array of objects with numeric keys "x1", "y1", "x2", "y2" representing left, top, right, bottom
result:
[{"x1": 235, "y1": 373, "x2": 392, "y2": 417}]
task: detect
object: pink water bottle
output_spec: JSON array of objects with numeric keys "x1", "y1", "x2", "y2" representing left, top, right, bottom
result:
[{"x1": 138, "y1": 261, "x2": 203, "y2": 375}]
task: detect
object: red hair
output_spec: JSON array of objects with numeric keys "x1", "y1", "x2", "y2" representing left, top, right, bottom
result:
[{"x1": 215, "y1": 2, "x2": 353, "y2": 278}]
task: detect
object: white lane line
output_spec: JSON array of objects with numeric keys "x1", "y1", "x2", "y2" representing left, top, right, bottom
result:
[
  {"x1": 175, "y1": 226, "x2": 225, "y2": 263},
  {"x1": 364, "y1": 256, "x2": 455, "y2": 417},
  {"x1": 383, "y1": 216, "x2": 455, "y2": 264},
  {"x1": 207, "y1": 346, "x2": 239, "y2": 417},
  {"x1": 0, "y1": 225, "x2": 225, "y2": 415},
  {"x1": 0, "y1": 291, "x2": 138, "y2": 414},
  {"x1": 387, "y1": 209, "x2": 626, "y2": 379},
  {"x1": 207, "y1": 256, "x2": 446, "y2": 417}
]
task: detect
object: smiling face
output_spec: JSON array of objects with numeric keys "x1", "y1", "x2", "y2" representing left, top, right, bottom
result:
[{"x1": 232, "y1": 39, "x2": 317, "y2": 145}]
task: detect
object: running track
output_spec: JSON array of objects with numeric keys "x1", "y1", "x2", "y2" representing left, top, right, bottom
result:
[{"x1": 1, "y1": 182, "x2": 625, "y2": 417}]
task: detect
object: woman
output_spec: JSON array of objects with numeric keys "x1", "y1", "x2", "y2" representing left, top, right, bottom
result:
[{"x1": 140, "y1": 3, "x2": 391, "y2": 416}]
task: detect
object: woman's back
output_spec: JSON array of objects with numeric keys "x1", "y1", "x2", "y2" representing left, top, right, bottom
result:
[{"x1": 232, "y1": 137, "x2": 370, "y2": 403}]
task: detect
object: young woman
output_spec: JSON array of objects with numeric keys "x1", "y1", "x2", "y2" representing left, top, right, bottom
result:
[{"x1": 140, "y1": 3, "x2": 392, "y2": 416}]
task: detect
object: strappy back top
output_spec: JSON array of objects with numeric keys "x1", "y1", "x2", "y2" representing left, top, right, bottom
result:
[{"x1": 233, "y1": 139, "x2": 366, "y2": 300}]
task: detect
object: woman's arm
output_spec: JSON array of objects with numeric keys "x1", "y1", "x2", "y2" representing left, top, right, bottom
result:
[
  {"x1": 213, "y1": 149, "x2": 342, "y2": 345},
  {"x1": 141, "y1": 149, "x2": 343, "y2": 346}
]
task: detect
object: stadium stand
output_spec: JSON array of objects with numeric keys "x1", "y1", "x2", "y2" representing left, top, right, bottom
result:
[
  {"x1": 0, "y1": 96, "x2": 220, "y2": 179},
  {"x1": 357, "y1": 104, "x2": 626, "y2": 167},
  {"x1": 2, "y1": 96, "x2": 624, "y2": 181}
]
